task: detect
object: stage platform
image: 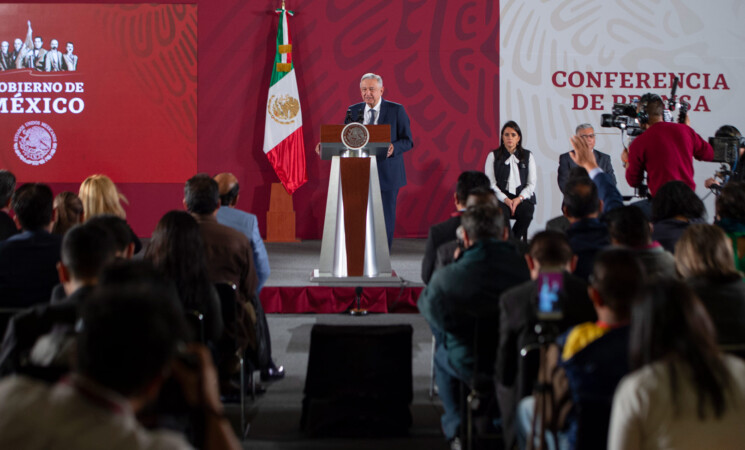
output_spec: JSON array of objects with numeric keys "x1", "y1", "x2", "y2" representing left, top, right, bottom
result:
[{"x1": 260, "y1": 239, "x2": 426, "y2": 314}]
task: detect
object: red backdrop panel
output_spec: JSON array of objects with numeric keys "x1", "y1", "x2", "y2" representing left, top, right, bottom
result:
[
  {"x1": 0, "y1": 4, "x2": 197, "y2": 185},
  {"x1": 4, "y1": 1, "x2": 500, "y2": 239}
]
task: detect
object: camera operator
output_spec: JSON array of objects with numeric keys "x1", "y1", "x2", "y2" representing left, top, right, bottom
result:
[
  {"x1": 704, "y1": 125, "x2": 745, "y2": 189},
  {"x1": 620, "y1": 93, "x2": 713, "y2": 213}
]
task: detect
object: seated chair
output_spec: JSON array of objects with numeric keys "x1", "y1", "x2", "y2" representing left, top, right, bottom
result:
[{"x1": 214, "y1": 281, "x2": 255, "y2": 438}]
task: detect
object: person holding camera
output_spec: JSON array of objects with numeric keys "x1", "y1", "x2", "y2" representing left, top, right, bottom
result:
[
  {"x1": 496, "y1": 231, "x2": 597, "y2": 449},
  {"x1": 704, "y1": 125, "x2": 745, "y2": 189},
  {"x1": 621, "y1": 93, "x2": 713, "y2": 208}
]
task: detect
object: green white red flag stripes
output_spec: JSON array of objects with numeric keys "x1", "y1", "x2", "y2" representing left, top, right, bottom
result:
[{"x1": 263, "y1": 5, "x2": 307, "y2": 195}]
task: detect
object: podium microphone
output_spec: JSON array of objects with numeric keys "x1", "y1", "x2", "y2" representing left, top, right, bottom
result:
[
  {"x1": 349, "y1": 286, "x2": 368, "y2": 316},
  {"x1": 344, "y1": 108, "x2": 352, "y2": 124},
  {"x1": 356, "y1": 108, "x2": 364, "y2": 124}
]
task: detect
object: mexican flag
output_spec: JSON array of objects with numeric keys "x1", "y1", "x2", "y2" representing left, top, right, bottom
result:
[{"x1": 263, "y1": 5, "x2": 307, "y2": 195}]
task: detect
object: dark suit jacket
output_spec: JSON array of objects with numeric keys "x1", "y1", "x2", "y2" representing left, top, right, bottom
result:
[
  {"x1": 496, "y1": 273, "x2": 597, "y2": 449},
  {"x1": 345, "y1": 99, "x2": 413, "y2": 191},
  {"x1": 0, "y1": 230, "x2": 62, "y2": 308},
  {"x1": 421, "y1": 215, "x2": 461, "y2": 284},
  {"x1": 0, "y1": 211, "x2": 17, "y2": 241},
  {"x1": 558, "y1": 149, "x2": 616, "y2": 194}
]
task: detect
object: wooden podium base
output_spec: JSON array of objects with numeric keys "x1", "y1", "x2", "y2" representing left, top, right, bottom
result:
[{"x1": 266, "y1": 183, "x2": 300, "y2": 243}]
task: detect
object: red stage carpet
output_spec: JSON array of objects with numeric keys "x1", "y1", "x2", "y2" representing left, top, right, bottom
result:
[{"x1": 260, "y1": 286, "x2": 423, "y2": 314}]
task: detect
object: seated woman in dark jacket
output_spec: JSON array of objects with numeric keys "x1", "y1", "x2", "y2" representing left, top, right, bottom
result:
[
  {"x1": 484, "y1": 121, "x2": 537, "y2": 240},
  {"x1": 145, "y1": 211, "x2": 223, "y2": 343},
  {"x1": 676, "y1": 223, "x2": 745, "y2": 346}
]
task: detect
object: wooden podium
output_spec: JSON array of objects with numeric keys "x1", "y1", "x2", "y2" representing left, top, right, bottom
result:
[{"x1": 311, "y1": 124, "x2": 400, "y2": 285}]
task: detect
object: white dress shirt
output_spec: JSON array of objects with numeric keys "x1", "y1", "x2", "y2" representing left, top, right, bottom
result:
[
  {"x1": 364, "y1": 98, "x2": 382, "y2": 125},
  {"x1": 484, "y1": 150, "x2": 537, "y2": 202}
]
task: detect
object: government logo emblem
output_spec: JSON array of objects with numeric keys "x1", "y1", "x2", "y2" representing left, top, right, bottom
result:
[
  {"x1": 14, "y1": 121, "x2": 57, "y2": 165},
  {"x1": 267, "y1": 94, "x2": 300, "y2": 125},
  {"x1": 341, "y1": 122, "x2": 369, "y2": 150}
]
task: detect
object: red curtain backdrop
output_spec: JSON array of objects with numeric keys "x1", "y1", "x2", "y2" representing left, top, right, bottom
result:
[{"x1": 8, "y1": 1, "x2": 500, "y2": 239}]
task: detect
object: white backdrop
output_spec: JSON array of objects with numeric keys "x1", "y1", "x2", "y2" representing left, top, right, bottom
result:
[{"x1": 499, "y1": 0, "x2": 745, "y2": 235}]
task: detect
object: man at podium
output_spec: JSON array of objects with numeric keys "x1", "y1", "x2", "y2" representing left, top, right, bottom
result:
[{"x1": 344, "y1": 73, "x2": 413, "y2": 249}]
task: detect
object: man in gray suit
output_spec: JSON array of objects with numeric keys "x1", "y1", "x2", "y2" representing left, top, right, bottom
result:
[{"x1": 557, "y1": 123, "x2": 616, "y2": 194}]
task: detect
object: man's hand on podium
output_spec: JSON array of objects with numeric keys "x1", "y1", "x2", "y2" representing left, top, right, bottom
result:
[{"x1": 315, "y1": 142, "x2": 321, "y2": 156}]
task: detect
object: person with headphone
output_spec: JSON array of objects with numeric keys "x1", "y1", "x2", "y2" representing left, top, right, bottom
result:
[
  {"x1": 620, "y1": 93, "x2": 713, "y2": 214},
  {"x1": 704, "y1": 125, "x2": 745, "y2": 189}
]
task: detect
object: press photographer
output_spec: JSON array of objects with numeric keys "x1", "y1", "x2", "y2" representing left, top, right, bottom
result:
[
  {"x1": 619, "y1": 93, "x2": 713, "y2": 214},
  {"x1": 704, "y1": 125, "x2": 745, "y2": 191}
]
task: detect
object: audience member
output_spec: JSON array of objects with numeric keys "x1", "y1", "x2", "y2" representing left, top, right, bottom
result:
[
  {"x1": 79, "y1": 174, "x2": 127, "y2": 219},
  {"x1": 85, "y1": 214, "x2": 136, "y2": 258},
  {"x1": 0, "y1": 170, "x2": 17, "y2": 241},
  {"x1": 0, "y1": 286, "x2": 241, "y2": 449},
  {"x1": 557, "y1": 123, "x2": 616, "y2": 194},
  {"x1": 49, "y1": 214, "x2": 137, "y2": 303},
  {"x1": 214, "y1": 172, "x2": 271, "y2": 293},
  {"x1": 51, "y1": 191, "x2": 84, "y2": 236},
  {"x1": 55, "y1": 223, "x2": 117, "y2": 303},
  {"x1": 561, "y1": 172, "x2": 609, "y2": 280},
  {"x1": 608, "y1": 279, "x2": 745, "y2": 450},
  {"x1": 433, "y1": 186, "x2": 504, "y2": 271},
  {"x1": 518, "y1": 249, "x2": 644, "y2": 450},
  {"x1": 146, "y1": 210, "x2": 224, "y2": 343},
  {"x1": 714, "y1": 180, "x2": 745, "y2": 271},
  {"x1": 562, "y1": 134, "x2": 626, "y2": 280},
  {"x1": 0, "y1": 222, "x2": 118, "y2": 377},
  {"x1": 422, "y1": 171, "x2": 491, "y2": 283},
  {"x1": 0, "y1": 183, "x2": 62, "y2": 307},
  {"x1": 418, "y1": 204, "x2": 530, "y2": 447},
  {"x1": 604, "y1": 205, "x2": 676, "y2": 279},
  {"x1": 184, "y1": 174, "x2": 281, "y2": 385},
  {"x1": 79, "y1": 174, "x2": 142, "y2": 253},
  {"x1": 497, "y1": 231, "x2": 596, "y2": 449},
  {"x1": 650, "y1": 180, "x2": 706, "y2": 253},
  {"x1": 423, "y1": 173, "x2": 492, "y2": 281},
  {"x1": 676, "y1": 224, "x2": 745, "y2": 346}
]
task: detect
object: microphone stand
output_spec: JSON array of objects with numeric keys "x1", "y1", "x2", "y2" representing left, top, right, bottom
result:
[{"x1": 349, "y1": 286, "x2": 368, "y2": 316}]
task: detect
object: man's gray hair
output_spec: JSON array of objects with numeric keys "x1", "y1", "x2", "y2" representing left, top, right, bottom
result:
[
  {"x1": 575, "y1": 123, "x2": 593, "y2": 135},
  {"x1": 360, "y1": 73, "x2": 383, "y2": 87}
]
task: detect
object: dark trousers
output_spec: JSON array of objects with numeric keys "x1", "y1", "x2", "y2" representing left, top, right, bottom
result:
[
  {"x1": 498, "y1": 193, "x2": 534, "y2": 241},
  {"x1": 381, "y1": 188, "x2": 399, "y2": 250}
]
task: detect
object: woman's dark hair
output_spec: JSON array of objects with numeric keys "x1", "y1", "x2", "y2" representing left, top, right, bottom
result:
[
  {"x1": 497, "y1": 120, "x2": 526, "y2": 161},
  {"x1": 145, "y1": 210, "x2": 214, "y2": 312},
  {"x1": 629, "y1": 279, "x2": 731, "y2": 419},
  {"x1": 651, "y1": 180, "x2": 706, "y2": 222},
  {"x1": 52, "y1": 191, "x2": 84, "y2": 236}
]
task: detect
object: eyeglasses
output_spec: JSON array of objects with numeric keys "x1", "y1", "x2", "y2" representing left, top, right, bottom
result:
[{"x1": 579, "y1": 134, "x2": 595, "y2": 139}]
